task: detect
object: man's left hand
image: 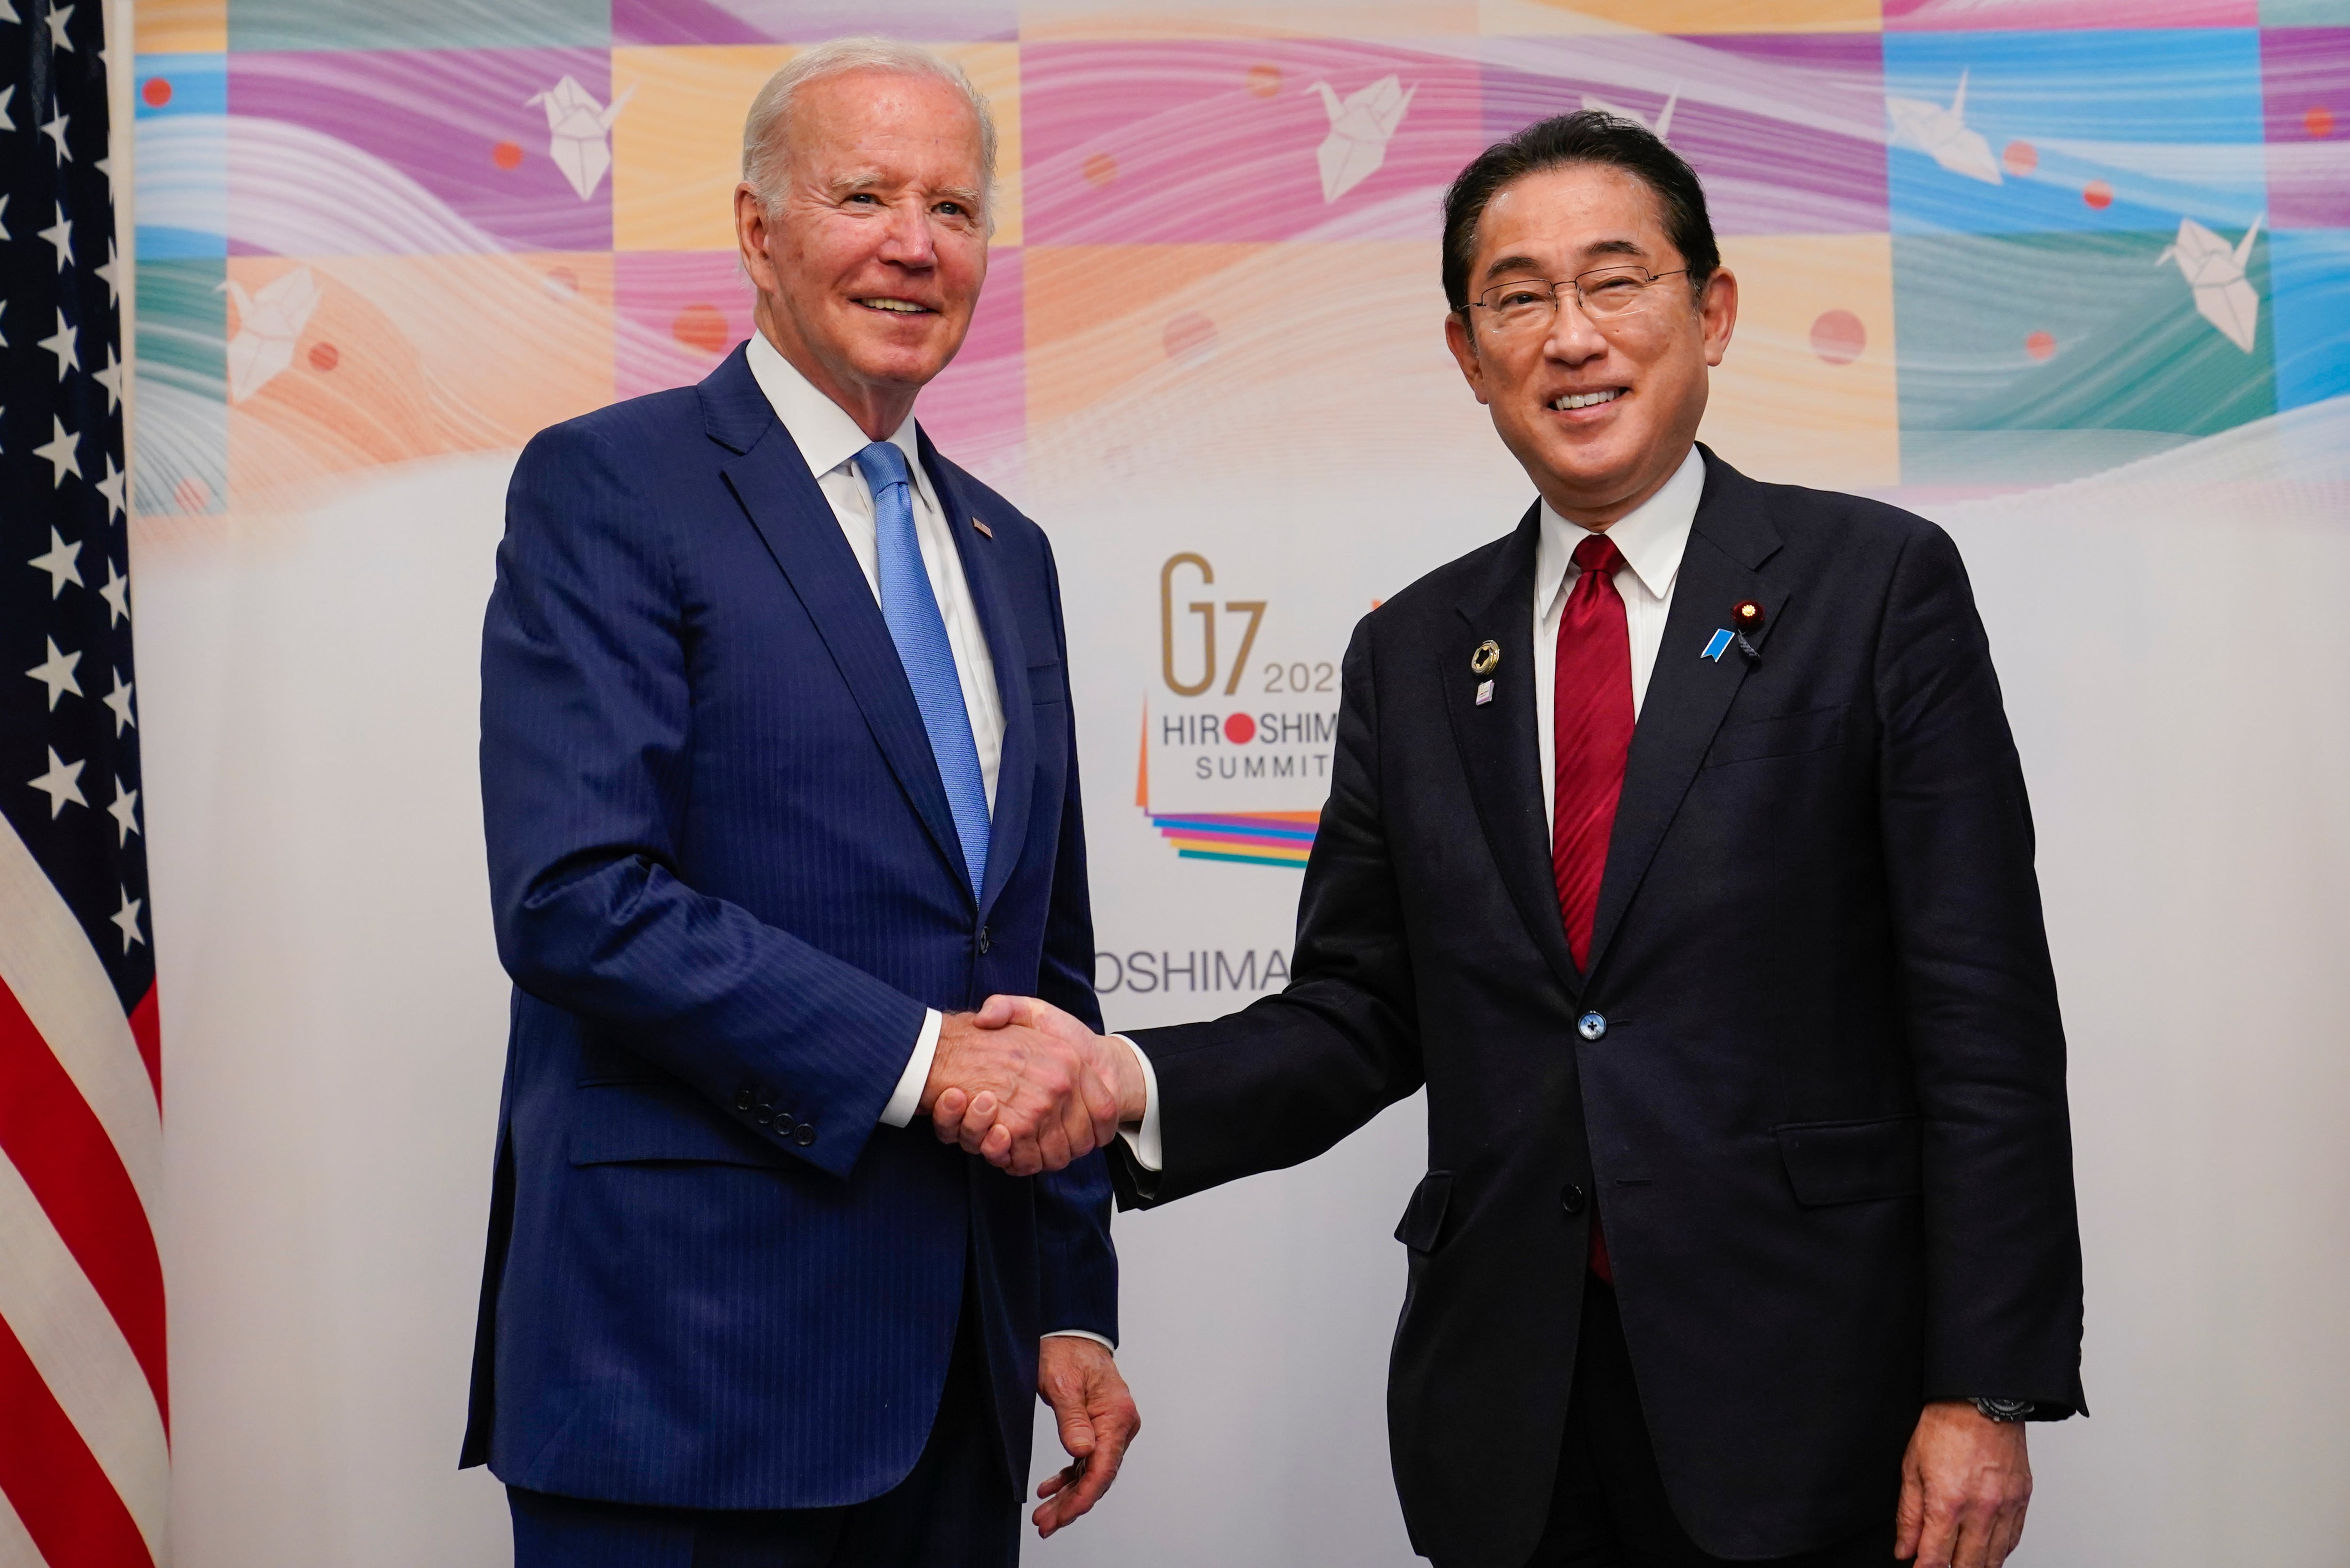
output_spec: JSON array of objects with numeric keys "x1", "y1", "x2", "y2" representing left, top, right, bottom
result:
[
  {"x1": 1033, "y1": 1336, "x2": 1140, "y2": 1538},
  {"x1": 1895, "y1": 1400, "x2": 2032, "y2": 1568}
]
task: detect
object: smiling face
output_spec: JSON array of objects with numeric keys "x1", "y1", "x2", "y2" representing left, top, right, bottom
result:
[
  {"x1": 1443, "y1": 162, "x2": 1736, "y2": 528},
  {"x1": 736, "y1": 68, "x2": 990, "y2": 439}
]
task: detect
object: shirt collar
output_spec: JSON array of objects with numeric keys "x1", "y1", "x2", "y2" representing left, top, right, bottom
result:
[
  {"x1": 1535, "y1": 444, "x2": 1707, "y2": 613},
  {"x1": 745, "y1": 327, "x2": 924, "y2": 489}
]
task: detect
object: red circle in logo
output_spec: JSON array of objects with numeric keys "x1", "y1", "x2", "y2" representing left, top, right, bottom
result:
[
  {"x1": 1223, "y1": 713, "x2": 1256, "y2": 745},
  {"x1": 142, "y1": 77, "x2": 173, "y2": 107}
]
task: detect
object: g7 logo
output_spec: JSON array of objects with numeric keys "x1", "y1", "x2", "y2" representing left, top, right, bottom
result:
[{"x1": 1160, "y1": 554, "x2": 1267, "y2": 698}]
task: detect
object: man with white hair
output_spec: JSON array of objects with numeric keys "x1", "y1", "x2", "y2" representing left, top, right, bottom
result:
[{"x1": 463, "y1": 39, "x2": 1138, "y2": 1564}]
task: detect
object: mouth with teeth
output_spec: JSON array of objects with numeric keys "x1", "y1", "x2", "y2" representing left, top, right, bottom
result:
[
  {"x1": 1551, "y1": 388, "x2": 1626, "y2": 412},
  {"x1": 858, "y1": 297, "x2": 934, "y2": 315}
]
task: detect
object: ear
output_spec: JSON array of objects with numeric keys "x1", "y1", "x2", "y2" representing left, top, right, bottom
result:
[
  {"x1": 1700, "y1": 267, "x2": 1738, "y2": 368},
  {"x1": 1443, "y1": 310, "x2": 1492, "y2": 406},
  {"x1": 736, "y1": 182, "x2": 781, "y2": 296}
]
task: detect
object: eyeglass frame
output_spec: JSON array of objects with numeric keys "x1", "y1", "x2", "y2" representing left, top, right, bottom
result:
[{"x1": 1459, "y1": 265, "x2": 1697, "y2": 332}]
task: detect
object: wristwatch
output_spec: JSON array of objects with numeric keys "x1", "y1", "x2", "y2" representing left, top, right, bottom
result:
[{"x1": 1971, "y1": 1397, "x2": 2036, "y2": 1423}]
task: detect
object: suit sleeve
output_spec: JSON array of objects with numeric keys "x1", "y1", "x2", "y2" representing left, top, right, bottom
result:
[
  {"x1": 1874, "y1": 522, "x2": 2086, "y2": 1418},
  {"x1": 1109, "y1": 619, "x2": 1425, "y2": 1209},
  {"x1": 481, "y1": 421, "x2": 926, "y2": 1181},
  {"x1": 1029, "y1": 533, "x2": 1119, "y2": 1342}
]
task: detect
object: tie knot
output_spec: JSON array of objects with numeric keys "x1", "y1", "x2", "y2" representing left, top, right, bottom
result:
[
  {"x1": 1572, "y1": 533, "x2": 1626, "y2": 579},
  {"x1": 857, "y1": 439, "x2": 912, "y2": 496}
]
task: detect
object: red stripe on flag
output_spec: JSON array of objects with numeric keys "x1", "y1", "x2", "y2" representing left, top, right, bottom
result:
[
  {"x1": 0, "y1": 976, "x2": 168, "y2": 1426},
  {"x1": 0, "y1": 1309, "x2": 152, "y2": 1568},
  {"x1": 129, "y1": 984, "x2": 161, "y2": 1106}
]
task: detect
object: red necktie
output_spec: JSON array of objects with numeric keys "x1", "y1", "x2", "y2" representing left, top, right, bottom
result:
[{"x1": 1552, "y1": 533, "x2": 1632, "y2": 1282}]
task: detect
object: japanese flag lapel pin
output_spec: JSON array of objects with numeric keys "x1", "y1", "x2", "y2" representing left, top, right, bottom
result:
[{"x1": 1471, "y1": 639, "x2": 1500, "y2": 705}]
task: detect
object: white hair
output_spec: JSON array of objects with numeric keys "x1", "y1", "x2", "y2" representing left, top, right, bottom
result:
[{"x1": 741, "y1": 37, "x2": 998, "y2": 220}]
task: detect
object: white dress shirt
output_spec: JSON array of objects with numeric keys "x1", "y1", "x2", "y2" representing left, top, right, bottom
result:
[
  {"x1": 743, "y1": 332, "x2": 1001, "y2": 1135},
  {"x1": 1117, "y1": 446, "x2": 1709, "y2": 1175}
]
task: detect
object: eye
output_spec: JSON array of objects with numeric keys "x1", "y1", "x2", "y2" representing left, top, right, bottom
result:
[
  {"x1": 845, "y1": 192, "x2": 879, "y2": 206},
  {"x1": 936, "y1": 200, "x2": 967, "y2": 218},
  {"x1": 1494, "y1": 287, "x2": 1547, "y2": 309}
]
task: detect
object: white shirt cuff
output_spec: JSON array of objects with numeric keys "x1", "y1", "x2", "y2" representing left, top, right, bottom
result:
[
  {"x1": 1044, "y1": 1329, "x2": 1117, "y2": 1353},
  {"x1": 1114, "y1": 1035, "x2": 1163, "y2": 1172},
  {"x1": 879, "y1": 1008, "x2": 942, "y2": 1128}
]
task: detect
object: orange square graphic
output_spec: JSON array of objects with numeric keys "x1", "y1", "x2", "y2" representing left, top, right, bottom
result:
[
  {"x1": 223, "y1": 253, "x2": 615, "y2": 503},
  {"x1": 1017, "y1": 0, "x2": 1477, "y2": 40},
  {"x1": 613, "y1": 43, "x2": 1024, "y2": 253},
  {"x1": 1700, "y1": 233, "x2": 1899, "y2": 488},
  {"x1": 137, "y1": 0, "x2": 227, "y2": 54},
  {"x1": 1478, "y1": 0, "x2": 1881, "y2": 33}
]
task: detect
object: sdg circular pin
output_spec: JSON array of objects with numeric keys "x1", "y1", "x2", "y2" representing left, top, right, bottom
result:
[
  {"x1": 1731, "y1": 600, "x2": 1764, "y2": 661},
  {"x1": 1471, "y1": 638, "x2": 1501, "y2": 705}
]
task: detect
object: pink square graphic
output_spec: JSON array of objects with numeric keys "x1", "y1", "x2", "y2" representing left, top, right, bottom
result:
[
  {"x1": 2263, "y1": 29, "x2": 2350, "y2": 230},
  {"x1": 1023, "y1": 41, "x2": 1484, "y2": 245},
  {"x1": 1882, "y1": 0, "x2": 2254, "y2": 27},
  {"x1": 611, "y1": 250, "x2": 1023, "y2": 468}
]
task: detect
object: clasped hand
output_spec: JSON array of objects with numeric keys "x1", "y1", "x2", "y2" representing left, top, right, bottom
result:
[{"x1": 923, "y1": 996, "x2": 1142, "y2": 1176}]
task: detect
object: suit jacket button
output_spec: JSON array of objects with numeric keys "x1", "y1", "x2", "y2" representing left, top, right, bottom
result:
[
  {"x1": 976, "y1": 924, "x2": 991, "y2": 955},
  {"x1": 734, "y1": 1087, "x2": 754, "y2": 1112},
  {"x1": 793, "y1": 1124, "x2": 817, "y2": 1147},
  {"x1": 1577, "y1": 1011, "x2": 1607, "y2": 1042},
  {"x1": 753, "y1": 1108, "x2": 773, "y2": 1126},
  {"x1": 1560, "y1": 1184, "x2": 1589, "y2": 1216}
]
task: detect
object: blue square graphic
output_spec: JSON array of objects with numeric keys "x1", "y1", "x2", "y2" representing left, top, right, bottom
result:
[
  {"x1": 2271, "y1": 228, "x2": 2350, "y2": 408},
  {"x1": 1884, "y1": 30, "x2": 2266, "y2": 238},
  {"x1": 133, "y1": 55, "x2": 228, "y2": 259}
]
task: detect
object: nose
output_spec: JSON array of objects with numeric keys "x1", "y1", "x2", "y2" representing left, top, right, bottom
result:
[
  {"x1": 1543, "y1": 291, "x2": 1610, "y2": 365},
  {"x1": 875, "y1": 195, "x2": 939, "y2": 268}
]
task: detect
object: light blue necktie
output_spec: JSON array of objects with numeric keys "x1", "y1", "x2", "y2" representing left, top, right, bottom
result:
[{"x1": 859, "y1": 440, "x2": 989, "y2": 897}]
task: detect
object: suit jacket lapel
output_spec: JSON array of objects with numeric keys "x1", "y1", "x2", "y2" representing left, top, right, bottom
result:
[
  {"x1": 920, "y1": 435, "x2": 1033, "y2": 923},
  {"x1": 1444, "y1": 505, "x2": 1584, "y2": 1001},
  {"x1": 701, "y1": 351, "x2": 975, "y2": 904},
  {"x1": 1582, "y1": 448, "x2": 1787, "y2": 981}
]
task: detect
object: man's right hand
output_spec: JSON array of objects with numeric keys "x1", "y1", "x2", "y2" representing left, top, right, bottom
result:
[{"x1": 924, "y1": 999, "x2": 1124, "y2": 1176}]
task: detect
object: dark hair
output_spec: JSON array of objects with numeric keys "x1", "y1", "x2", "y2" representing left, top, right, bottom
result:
[{"x1": 1441, "y1": 110, "x2": 1719, "y2": 314}]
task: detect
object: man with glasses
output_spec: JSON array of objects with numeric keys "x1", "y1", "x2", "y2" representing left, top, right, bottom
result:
[{"x1": 951, "y1": 112, "x2": 2085, "y2": 1568}]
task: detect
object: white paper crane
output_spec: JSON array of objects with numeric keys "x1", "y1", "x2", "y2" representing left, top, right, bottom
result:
[
  {"x1": 1582, "y1": 88, "x2": 1676, "y2": 142},
  {"x1": 221, "y1": 266, "x2": 322, "y2": 403},
  {"x1": 527, "y1": 76, "x2": 634, "y2": 200},
  {"x1": 1885, "y1": 69, "x2": 2001, "y2": 186},
  {"x1": 2158, "y1": 212, "x2": 2263, "y2": 353},
  {"x1": 1310, "y1": 76, "x2": 1416, "y2": 203}
]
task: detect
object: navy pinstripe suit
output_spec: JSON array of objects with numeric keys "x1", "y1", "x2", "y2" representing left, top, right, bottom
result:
[{"x1": 462, "y1": 343, "x2": 1116, "y2": 1511}]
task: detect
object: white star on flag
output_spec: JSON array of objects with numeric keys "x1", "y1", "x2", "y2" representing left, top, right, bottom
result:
[
  {"x1": 42, "y1": 107, "x2": 69, "y2": 161},
  {"x1": 30, "y1": 527, "x2": 85, "y2": 596},
  {"x1": 99, "y1": 559, "x2": 130, "y2": 625},
  {"x1": 112, "y1": 890, "x2": 145, "y2": 952},
  {"x1": 0, "y1": 84, "x2": 14, "y2": 132},
  {"x1": 0, "y1": 192, "x2": 10, "y2": 241},
  {"x1": 45, "y1": 2, "x2": 74, "y2": 51},
  {"x1": 94, "y1": 344, "x2": 123, "y2": 413},
  {"x1": 40, "y1": 306, "x2": 79, "y2": 377},
  {"x1": 95, "y1": 238, "x2": 119, "y2": 306},
  {"x1": 108, "y1": 780, "x2": 141, "y2": 845},
  {"x1": 40, "y1": 200, "x2": 72, "y2": 268},
  {"x1": 102, "y1": 670, "x2": 135, "y2": 736},
  {"x1": 27, "y1": 636, "x2": 84, "y2": 709},
  {"x1": 36, "y1": 414, "x2": 83, "y2": 485},
  {"x1": 30, "y1": 746, "x2": 87, "y2": 817},
  {"x1": 95, "y1": 453, "x2": 126, "y2": 521}
]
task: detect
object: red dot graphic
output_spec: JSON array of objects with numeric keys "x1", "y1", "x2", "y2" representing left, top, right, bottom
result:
[
  {"x1": 543, "y1": 266, "x2": 580, "y2": 295},
  {"x1": 2025, "y1": 330, "x2": 2056, "y2": 361},
  {"x1": 173, "y1": 476, "x2": 211, "y2": 513},
  {"x1": 1810, "y1": 309, "x2": 1866, "y2": 366},
  {"x1": 1163, "y1": 312, "x2": 1216, "y2": 360},
  {"x1": 1223, "y1": 712, "x2": 1256, "y2": 745},
  {"x1": 2001, "y1": 139, "x2": 2037, "y2": 176},
  {"x1": 492, "y1": 140, "x2": 525, "y2": 170},
  {"x1": 1246, "y1": 63, "x2": 1282, "y2": 98},
  {"x1": 308, "y1": 342, "x2": 340, "y2": 372},
  {"x1": 673, "y1": 303, "x2": 730, "y2": 355},
  {"x1": 1083, "y1": 152, "x2": 1118, "y2": 188},
  {"x1": 2308, "y1": 105, "x2": 2335, "y2": 139},
  {"x1": 2082, "y1": 180, "x2": 2113, "y2": 211},
  {"x1": 141, "y1": 77, "x2": 172, "y2": 108}
]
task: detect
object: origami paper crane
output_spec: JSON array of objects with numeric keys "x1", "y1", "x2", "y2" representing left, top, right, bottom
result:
[
  {"x1": 221, "y1": 266, "x2": 322, "y2": 403},
  {"x1": 2158, "y1": 212, "x2": 2263, "y2": 353},
  {"x1": 1581, "y1": 89, "x2": 1677, "y2": 142},
  {"x1": 527, "y1": 76, "x2": 634, "y2": 200},
  {"x1": 1311, "y1": 75, "x2": 1416, "y2": 203},
  {"x1": 1885, "y1": 69, "x2": 2001, "y2": 186}
]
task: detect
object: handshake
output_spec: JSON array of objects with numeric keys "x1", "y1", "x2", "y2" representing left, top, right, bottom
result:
[{"x1": 919, "y1": 997, "x2": 1149, "y2": 1176}]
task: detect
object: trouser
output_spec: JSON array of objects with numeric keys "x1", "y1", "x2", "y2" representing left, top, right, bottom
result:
[
  {"x1": 509, "y1": 1286, "x2": 1018, "y2": 1568},
  {"x1": 1524, "y1": 1276, "x2": 1899, "y2": 1568}
]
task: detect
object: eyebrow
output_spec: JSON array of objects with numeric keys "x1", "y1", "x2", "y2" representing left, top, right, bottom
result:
[{"x1": 1480, "y1": 237, "x2": 1650, "y2": 282}]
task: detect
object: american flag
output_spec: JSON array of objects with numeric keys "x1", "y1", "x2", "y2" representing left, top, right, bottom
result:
[{"x1": 1, "y1": 1, "x2": 166, "y2": 1564}]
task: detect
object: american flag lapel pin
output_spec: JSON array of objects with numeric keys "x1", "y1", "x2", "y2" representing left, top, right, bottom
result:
[{"x1": 971, "y1": 516, "x2": 993, "y2": 538}]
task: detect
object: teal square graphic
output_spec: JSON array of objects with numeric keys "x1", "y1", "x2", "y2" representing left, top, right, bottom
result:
[
  {"x1": 228, "y1": 0, "x2": 610, "y2": 51},
  {"x1": 1894, "y1": 230, "x2": 2277, "y2": 483},
  {"x1": 132, "y1": 259, "x2": 229, "y2": 516}
]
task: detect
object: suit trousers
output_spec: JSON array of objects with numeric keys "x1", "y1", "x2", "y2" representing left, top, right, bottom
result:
[
  {"x1": 508, "y1": 1283, "x2": 1018, "y2": 1568},
  {"x1": 1521, "y1": 1277, "x2": 1899, "y2": 1568}
]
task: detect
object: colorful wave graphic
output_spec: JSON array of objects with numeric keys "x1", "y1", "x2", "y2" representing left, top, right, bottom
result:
[{"x1": 1147, "y1": 810, "x2": 1319, "y2": 869}]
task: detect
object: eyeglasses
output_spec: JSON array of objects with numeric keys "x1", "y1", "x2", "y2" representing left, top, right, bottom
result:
[{"x1": 1465, "y1": 267, "x2": 1692, "y2": 334}]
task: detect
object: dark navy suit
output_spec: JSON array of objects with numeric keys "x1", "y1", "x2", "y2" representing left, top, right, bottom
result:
[{"x1": 462, "y1": 344, "x2": 1115, "y2": 1524}]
